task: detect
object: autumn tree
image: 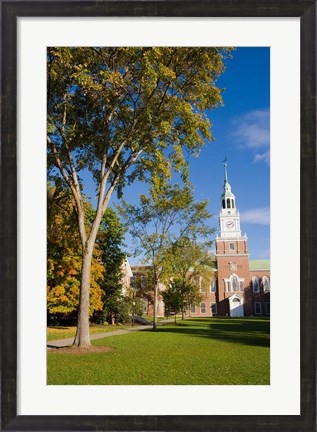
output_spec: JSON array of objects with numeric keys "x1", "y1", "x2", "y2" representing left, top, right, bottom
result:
[
  {"x1": 47, "y1": 47, "x2": 231, "y2": 346},
  {"x1": 119, "y1": 180, "x2": 214, "y2": 329},
  {"x1": 47, "y1": 186, "x2": 104, "y2": 319}
]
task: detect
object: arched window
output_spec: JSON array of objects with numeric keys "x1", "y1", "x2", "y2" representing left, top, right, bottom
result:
[
  {"x1": 210, "y1": 279, "x2": 217, "y2": 292},
  {"x1": 252, "y1": 276, "x2": 260, "y2": 293},
  {"x1": 263, "y1": 276, "x2": 270, "y2": 292},
  {"x1": 227, "y1": 198, "x2": 231, "y2": 208},
  {"x1": 225, "y1": 280, "x2": 231, "y2": 292},
  {"x1": 222, "y1": 199, "x2": 225, "y2": 209},
  {"x1": 232, "y1": 276, "x2": 238, "y2": 292}
]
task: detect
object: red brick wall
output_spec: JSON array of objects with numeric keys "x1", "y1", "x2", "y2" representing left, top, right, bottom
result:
[
  {"x1": 186, "y1": 291, "x2": 218, "y2": 317},
  {"x1": 248, "y1": 270, "x2": 270, "y2": 316},
  {"x1": 216, "y1": 238, "x2": 248, "y2": 254},
  {"x1": 216, "y1": 251, "x2": 250, "y2": 316}
]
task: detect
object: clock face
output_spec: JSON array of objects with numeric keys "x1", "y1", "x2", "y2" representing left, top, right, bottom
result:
[{"x1": 226, "y1": 220, "x2": 234, "y2": 229}]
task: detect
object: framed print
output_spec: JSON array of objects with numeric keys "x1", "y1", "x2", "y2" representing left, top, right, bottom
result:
[{"x1": 1, "y1": 1, "x2": 316, "y2": 431}]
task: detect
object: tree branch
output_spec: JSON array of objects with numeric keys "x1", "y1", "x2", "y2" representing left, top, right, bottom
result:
[{"x1": 47, "y1": 136, "x2": 87, "y2": 248}]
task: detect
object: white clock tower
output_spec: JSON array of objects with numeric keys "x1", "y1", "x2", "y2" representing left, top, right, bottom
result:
[
  {"x1": 219, "y1": 159, "x2": 243, "y2": 239},
  {"x1": 215, "y1": 159, "x2": 249, "y2": 317}
]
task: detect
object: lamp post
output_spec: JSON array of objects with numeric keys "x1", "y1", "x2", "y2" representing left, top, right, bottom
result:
[{"x1": 132, "y1": 301, "x2": 136, "y2": 327}]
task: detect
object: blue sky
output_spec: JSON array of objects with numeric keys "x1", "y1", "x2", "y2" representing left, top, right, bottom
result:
[
  {"x1": 85, "y1": 47, "x2": 270, "y2": 264},
  {"x1": 186, "y1": 47, "x2": 270, "y2": 262}
]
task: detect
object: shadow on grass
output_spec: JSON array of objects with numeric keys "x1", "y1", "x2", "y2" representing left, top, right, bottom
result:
[
  {"x1": 48, "y1": 326, "x2": 71, "y2": 330},
  {"x1": 152, "y1": 317, "x2": 270, "y2": 348}
]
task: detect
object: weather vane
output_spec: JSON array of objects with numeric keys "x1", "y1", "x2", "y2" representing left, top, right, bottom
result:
[{"x1": 223, "y1": 157, "x2": 228, "y2": 181}]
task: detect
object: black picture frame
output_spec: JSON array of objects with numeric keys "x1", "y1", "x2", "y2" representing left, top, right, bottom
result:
[{"x1": 1, "y1": 1, "x2": 316, "y2": 431}]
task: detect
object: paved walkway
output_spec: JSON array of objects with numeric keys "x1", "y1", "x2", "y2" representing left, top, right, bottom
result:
[{"x1": 47, "y1": 319, "x2": 174, "y2": 349}]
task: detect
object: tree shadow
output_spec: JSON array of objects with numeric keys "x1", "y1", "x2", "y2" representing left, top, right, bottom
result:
[{"x1": 152, "y1": 317, "x2": 270, "y2": 348}]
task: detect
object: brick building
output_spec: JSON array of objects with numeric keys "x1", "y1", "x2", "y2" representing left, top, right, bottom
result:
[
  {"x1": 131, "y1": 161, "x2": 270, "y2": 318},
  {"x1": 190, "y1": 160, "x2": 270, "y2": 318}
]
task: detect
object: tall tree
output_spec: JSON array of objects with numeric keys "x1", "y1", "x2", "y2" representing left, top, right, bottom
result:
[
  {"x1": 130, "y1": 266, "x2": 156, "y2": 315},
  {"x1": 119, "y1": 180, "x2": 214, "y2": 329},
  {"x1": 97, "y1": 208, "x2": 127, "y2": 324},
  {"x1": 161, "y1": 237, "x2": 215, "y2": 319},
  {"x1": 47, "y1": 47, "x2": 232, "y2": 346},
  {"x1": 162, "y1": 236, "x2": 215, "y2": 286}
]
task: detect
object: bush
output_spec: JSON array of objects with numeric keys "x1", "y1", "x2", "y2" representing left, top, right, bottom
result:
[{"x1": 115, "y1": 298, "x2": 131, "y2": 324}]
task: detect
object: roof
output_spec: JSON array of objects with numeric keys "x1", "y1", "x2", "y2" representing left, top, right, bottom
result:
[{"x1": 249, "y1": 260, "x2": 270, "y2": 271}]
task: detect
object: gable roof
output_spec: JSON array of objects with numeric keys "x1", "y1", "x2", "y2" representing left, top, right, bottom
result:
[{"x1": 249, "y1": 259, "x2": 270, "y2": 271}]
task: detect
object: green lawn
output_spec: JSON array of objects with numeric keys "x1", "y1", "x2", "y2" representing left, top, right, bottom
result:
[{"x1": 47, "y1": 317, "x2": 270, "y2": 385}]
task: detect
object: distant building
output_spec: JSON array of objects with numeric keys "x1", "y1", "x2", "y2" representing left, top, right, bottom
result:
[{"x1": 129, "y1": 265, "x2": 165, "y2": 316}]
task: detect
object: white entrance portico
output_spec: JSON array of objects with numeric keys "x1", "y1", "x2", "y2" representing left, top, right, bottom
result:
[{"x1": 228, "y1": 294, "x2": 244, "y2": 317}]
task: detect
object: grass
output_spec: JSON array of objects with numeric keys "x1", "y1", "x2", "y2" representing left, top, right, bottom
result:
[
  {"x1": 47, "y1": 317, "x2": 270, "y2": 385},
  {"x1": 143, "y1": 315, "x2": 177, "y2": 322},
  {"x1": 47, "y1": 324, "x2": 131, "y2": 341}
]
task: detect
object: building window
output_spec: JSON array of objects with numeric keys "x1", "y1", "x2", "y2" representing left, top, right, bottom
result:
[
  {"x1": 190, "y1": 304, "x2": 196, "y2": 314},
  {"x1": 200, "y1": 303, "x2": 206, "y2": 314},
  {"x1": 199, "y1": 277, "x2": 206, "y2": 293},
  {"x1": 239, "y1": 281, "x2": 244, "y2": 291},
  {"x1": 263, "y1": 276, "x2": 270, "y2": 292},
  {"x1": 229, "y1": 242, "x2": 235, "y2": 251},
  {"x1": 210, "y1": 303, "x2": 217, "y2": 315},
  {"x1": 252, "y1": 276, "x2": 260, "y2": 293},
  {"x1": 265, "y1": 302, "x2": 270, "y2": 315},
  {"x1": 210, "y1": 279, "x2": 217, "y2": 292},
  {"x1": 222, "y1": 199, "x2": 225, "y2": 209},
  {"x1": 232, "y1": 276, "x2": 238, "y2": 292},
  {"x1": 227, "y1": 198, "x2": 231, "y2": 208},
  {"x1": 225, "y1": 280, "x2": 231, "y2": 292},
  {"x1": 254, "y1": 302, "x2": 262, "y2": 315}
]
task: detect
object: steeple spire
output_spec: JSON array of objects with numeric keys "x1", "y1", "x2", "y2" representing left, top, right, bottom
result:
[
  {"x1": 223, "y1": 157, "x2": 228, "y2": 182},
  {"x1": 220, "y1": 158, "x2": 236, "y2": 212}
]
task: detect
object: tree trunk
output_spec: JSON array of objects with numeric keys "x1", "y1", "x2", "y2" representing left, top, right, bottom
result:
[
  {"x1": 153, "y1": 282, "x2": 158, "y2": 330},
  {"x1": 73, "y1": 248, "x2": 93, "y2": 347}
]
